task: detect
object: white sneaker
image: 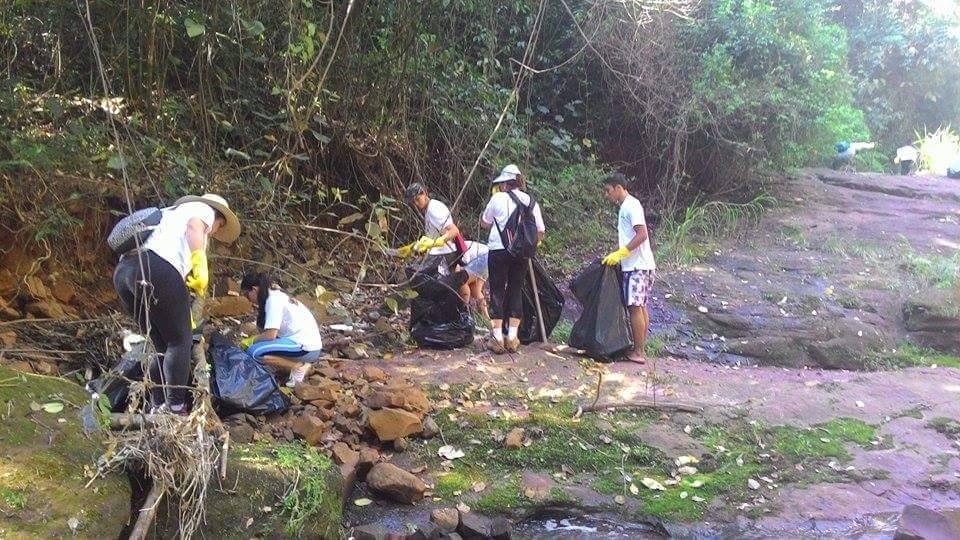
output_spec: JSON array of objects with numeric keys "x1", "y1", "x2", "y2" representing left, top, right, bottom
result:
[{"x1": 286, "y1": 363, "x2": 311, "y2": 388}]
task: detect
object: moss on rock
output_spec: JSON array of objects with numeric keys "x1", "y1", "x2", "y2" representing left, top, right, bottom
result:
[{"x1": 0, "y1": 366, "x2": 129, "y2": 538}]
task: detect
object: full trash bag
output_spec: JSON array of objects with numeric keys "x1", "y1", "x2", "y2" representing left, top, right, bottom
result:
[
  {"x1": 519, "y1": 259, "x2": 565, "y2": 344},
  {"x1": 569, "y1": 261, "x2": 633, "y2": 359},
  {"x1": 208, "y1": 334, "x2": 289, "y2": 416},
  {"x1": 409, "y1": 267, "x2": 475, "y2": 349}
]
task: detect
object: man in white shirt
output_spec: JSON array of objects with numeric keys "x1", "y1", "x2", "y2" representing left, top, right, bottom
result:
[
  {"x1": 894, "y1": 145, "x2": 919, "y2": 175},
  {"x1": 601, "y1": 173, "x2": 656, "y2": 364},
  {"x1": 400, "y1": 183, "x2": 463, "y2": 272}
]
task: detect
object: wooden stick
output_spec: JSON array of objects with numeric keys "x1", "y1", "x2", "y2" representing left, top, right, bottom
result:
[
  {"x1": 581, "y1": 400, "x2": 704, "y2": 414},
  {"x1": 527, "y1": 259, "x2": 549, "y2": 343},
  {"x1": 129, "y1": 483, "x2": 163, "y2": 540}
]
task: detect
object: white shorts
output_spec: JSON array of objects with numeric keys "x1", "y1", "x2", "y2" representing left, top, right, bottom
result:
[{"x1": 622, "y1": 270, "x2": 655, "y2": 307}]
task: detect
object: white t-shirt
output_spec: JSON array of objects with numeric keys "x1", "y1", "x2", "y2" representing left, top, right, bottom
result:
[
  {"x1": 896, "y1": 145, "x2": 918, "y2": 163},
  {"x1": 424, "y1": 199, "x2": 456, "y2": 255},
  {"x1": 263, "y1": 290, "x2": 323, "y2": 351},
  {"x1": 481, "y1": 191, "x2": 545, "y2": 251},
  {"x1": 143, "y1": 202, "x2": 215, "y2": 278},
  {"x1": 618, "y1": 195, "x2": 656, "y2": 272}
]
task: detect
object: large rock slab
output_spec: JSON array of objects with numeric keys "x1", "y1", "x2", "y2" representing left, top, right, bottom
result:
[
  {"x1": 902, "y1": 290, "x2": 960, "y2": 353},
  {"x1": 894, "y1": 504, "x2": 960, "y2": 540},
  {"x1": 0, "y1": 367, "x2": 129, "y2": 538}
]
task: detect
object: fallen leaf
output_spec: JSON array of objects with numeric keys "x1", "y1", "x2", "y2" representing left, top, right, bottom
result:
[
  {"x1": 692, "y1": 495, "x2": 705, "y2": 502},
  {"x1": 353, "y1": 498, "x2": 373, "y2": 507},
  {"x1": 748, "y1": 479, "x2": 760, "y2": 490},
  {"x1": 29, "y1": 401, "x2": 41, "y2": 412},
  {"x1": 67, "y1": 517, "x2": 79, "y2": 532},
  {"x1": 736, "y1": 456, "x2": 744, "y2": 466},
  {"x1": 438, "y1": 445, "x2": 465, "y2": 460},
  {"x1": 690, "y1": 480, "x2": 704, "y2": 488},
  {"x1": 614, "y1": 495, "x2": 626, "y2": 505},
  {"x1": 820, "y1": 437, "x2": 831, "y2": 443},
  {"x1": 471, "y1": 482, "x2": 486, "y2": 493},
  {"x1": 641, "y1": 477, "x2": 666, "y2": 491},
  {"x1": 697, "y1": 306, "x2": 709, "y2": 313},
  {"x1": 855, "y1": 400, "x2": 865, "y2": 408},
  {"x1": 245, "y1": 517, "x2": 254, "y2": 528},
  {"x1": 42, "y1": 402, "x2": 64, "y2": 414},
  {"x1": 680, "y1": 491, "x2": 689, "y2": 499},
  {"x1": 675, "y1": 455, "x2": 699, "y2": 466},
  {"x1": 629, "y1": 483, "x2": 639, "y2": 495},
  {"x1": 677, "y1": 466, "x2": 698, "y2": 476}
]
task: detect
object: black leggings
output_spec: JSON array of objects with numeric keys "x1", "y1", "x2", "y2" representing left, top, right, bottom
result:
[
  {"x1": 488, "y1": 249, "x2": 526, "y2": 321},
  {"x1": 113, "y1": 250, "x2": 192, "y2": 407}
]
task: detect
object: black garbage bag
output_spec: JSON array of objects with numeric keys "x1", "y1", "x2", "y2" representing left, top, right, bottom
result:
[
  {"x1": 86, "y1": 342, "x2": 147, "y2": 412},
  {"x1": 409, "y1": 268, "x2": 475, "y2": 349},
  {"x1": 519, "y1": 258, "x2": 565, "y2": 344},
  {"x1": 208, "y1": 334, "x2": 289, "y2": 416},
  {"x1": 569, "y1": 261, "x2": 633, "y2": 359}
]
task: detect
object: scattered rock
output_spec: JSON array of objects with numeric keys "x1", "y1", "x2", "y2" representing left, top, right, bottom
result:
[
  {"x1": 489, "y1": 517, "x2": 512, "y2": 540},
  {"x1": 368, "y1": 407, "x2": 423, "y2": 442},
  {"x1": 394, "y1": 437, "x2": 409, "y2": 452},
  {"x1": 204, "y1": 295, "x2": 253, "y2": 318},
  {"x1": 344, "y1": 403, "x2": 362, "y2": 417},
  {"x1": 362, "y1": 365, "x2": 389, "y2": 383},
  {"x1": 366, "y1": 383, "x2": 431, "y2": 415},
  {"x1": 292, "y1": 413, "x2": 326, "y2": 446},
  {"x1": 332, "y1": 441, "x2": 360, "y2": 467},
  {"x1": 894, "y1": 504, "x2": 960, "y2": 540},
  {"x1": 367, "y1": 463, "x2": 427, "y2": 504},
  {"x1": 50, "y1": 279, "x2": 76, "y2": 304},
  {"x1": 339, "y1": 463, "x2": 358, "y2": 506},
  {"x1": 367, "y1": 310, "x2": 382, "y2": 322},
  {"x1": 412, "y1": 522, "x2": 441, "y2": 540},
  {"x1": 356, "y1": 446, "x2": 381, "y2": 481},
  {"x1": 458, "y1": 512, "x2": 492, "y2": 540},
  {"x1": 351, "y1": 523, "x2": 389, "y2": 540},
  {"x1": 504, "y1": 428, "x2": 524, "y2": 449},
  {"x1": 431, "y1": 507, "x2": 460, "y2": 532},
  {"x1": 293, "y1": 379, "x2": 340, "y2": 402},
  {"x1": 421, "y1": 416, "x2": 440, "y2": 439},
  {"x1": 520, "y1": 471, "x2": 555, "y2": 501},
  {"x1": 227, "y1": 423, "x2": 255, "y2": 444}
]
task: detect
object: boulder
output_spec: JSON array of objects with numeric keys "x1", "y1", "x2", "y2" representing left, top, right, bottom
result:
[
  {"x1": 422, "y1": 416, "x2": 440, "y2": 439},
  {"x1": 227, "y1": 423, "x2": 255, "y2": 444},
  {"x1": 458, "y1": 512, "x2": 492, "y2": 540},
  {"x1": 203, "y1": 296, "x2": 253, "y2": 318},
  {"x1": 902, "y1": 291, "x2": 960, "y2": 353},
  {"x1": 356, "y1": 446, "x2": 381, "y2": 481},
  {"x1": 365, "y1": 383, "x2": 431, "y2": 415},
  {"x1": 368, "y1": 407, "x2": 423, "y2": 442},
  {"x1": 331, "y1": 441, "x2": 359, "y2": 467},
  {"x1": 0, "y1": 366, "x2": 129, "y2": 538},
  {"x1": 490, "y1": 517, "x2": 512, "y2": 539},
  {"x1": 894, "y1": 504, "x2": 960, "y2": 540},
  {"x1": 292, "y1": 413, "x2": 327, "y2": 446},
  {"x1": 431, "y1": 507, "x2": 460, "y2": 532},
  {"x1": 362, "y1": 365, "x2": 389, "y2": 383},
  {"x1": 366, "y1": 463, "x2": 426, "y2": 504},
  {"x1": 293, "y1": 378, "x2": 340, "y2": 402}
]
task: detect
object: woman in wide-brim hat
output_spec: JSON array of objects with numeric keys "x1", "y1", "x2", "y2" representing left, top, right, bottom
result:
[{"x1": 113, "y1": 193, "x2": 240, "y2": 415}]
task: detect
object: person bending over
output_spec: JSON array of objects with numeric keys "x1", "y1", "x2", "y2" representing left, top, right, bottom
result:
[
  {"x1": 240, "y1": 273, "x2": 324, "y2": 387},
  {"x1": 113, "y1": 193, "x2": 241, "y2": 414}
]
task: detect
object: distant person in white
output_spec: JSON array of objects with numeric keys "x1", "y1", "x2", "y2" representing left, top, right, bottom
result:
[
  {"x1": 601, "y1": 173, "x2": 657, "y2": 364},
  {"x1": 894, "y1": 145, "x2": 919, "y2": 175}
]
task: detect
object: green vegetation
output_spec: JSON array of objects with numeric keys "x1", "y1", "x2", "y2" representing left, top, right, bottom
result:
[
  {"x1": 869, "y1": 342, "x2": 960, "y2": 370},
  {"x1": 472, "y1": 474, "x2": 527, "y2": 514},
  {"x1": 1, "y1": 489, "x2": 26, "y2": 510},
  {"x1": 927, "y1": 417, "x2": 960, "y2": 438},
  {"x1": 901, "y1": 251, "x2": 959, "y2": 290},
  {"x1": 551, "y1": 319, "x2": 574, "y2": 345},
  {"x1": 272, "y1": 443, "x2": 341, "y2": 539},
  {"x1": 772, "y1": 418, "x2": 877, "y2": 461},
  {"x1": 657, "y1": 194, "x2": 774, "y2": 266}
]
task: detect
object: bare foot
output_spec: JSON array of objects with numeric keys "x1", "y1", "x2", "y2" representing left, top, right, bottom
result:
[{"x1": 626, "y1": 352, "x2": 646, "y2": 364}]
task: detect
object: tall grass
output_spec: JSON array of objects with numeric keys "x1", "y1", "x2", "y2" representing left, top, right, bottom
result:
[
  {"x1": 657, "y1": 193, "x2": 775, "y2": 266},
  {"x1": 916, "y1": 126, "x2": 960, "y2": 175}
]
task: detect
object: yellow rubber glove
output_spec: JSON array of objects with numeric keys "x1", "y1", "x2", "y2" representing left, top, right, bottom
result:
[
  {"x1": 601, "y1": 247, "x2": 631, "y2": 266},
  {"x1": 184, "y1": 249, "x2": 209, "y2": 297},
  {"x1": 395, "y1": 242, "x2": 415, "y2": 258},
  {"x1": 239, "y1": 336, "x2": 256, "y2": 350},
  {"x1": 491, "y1": 186, "x2": 499, "y2": 197},
  {"x1": 413, "y1": 235, "x2": 435, "y2": 254}
]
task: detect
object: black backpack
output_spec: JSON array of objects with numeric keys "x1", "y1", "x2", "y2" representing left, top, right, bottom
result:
[{"x1": 496, "y1": 191, "x2": 540, "y2": 259}]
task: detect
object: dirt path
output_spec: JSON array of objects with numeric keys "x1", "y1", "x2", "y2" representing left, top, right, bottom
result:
[{"x1": 347, "y1": 170, "x2": 960, "y2": 537}]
